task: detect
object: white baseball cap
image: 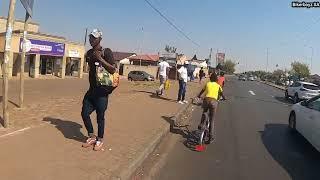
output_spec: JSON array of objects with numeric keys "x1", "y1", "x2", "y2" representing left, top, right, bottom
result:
[{"x1": 90, "y1": 29, "x2": 102, "y2": 38}]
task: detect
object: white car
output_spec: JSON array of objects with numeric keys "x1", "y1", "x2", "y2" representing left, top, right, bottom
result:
[
  {"x1": 289, "y1": 95, "x2": 320, "y2": 151},
  {"x1": 249, "y1": 76, "x2": 254, "y2": 81},
  {"x1": 285, "y1": 81, "x2": 320, "y2": 103}
]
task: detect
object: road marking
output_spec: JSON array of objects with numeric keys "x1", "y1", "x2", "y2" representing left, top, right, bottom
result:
[
  {"x1": 249, "y1": 90, "x2": 256, "y2": 96},
  {"x1": 0, "y1": 127, "x2": 31, "y2": 139}
]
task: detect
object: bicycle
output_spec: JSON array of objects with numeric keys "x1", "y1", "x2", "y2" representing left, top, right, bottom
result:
[
  {"x1": 193, "y1": 97, "x2": 226, "y2": 147},
  {"x1": 192, "y1": 97, "x2": 211, "y2": 146}
]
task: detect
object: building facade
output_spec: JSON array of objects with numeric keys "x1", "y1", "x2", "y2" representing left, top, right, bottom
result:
[{"x1": 0, "y1": 17, "x2": 85, "y2": 79}]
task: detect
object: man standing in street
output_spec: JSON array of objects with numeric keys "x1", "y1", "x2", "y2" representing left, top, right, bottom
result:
[
  {"x1": 217, "y1": 71, "x2": 225, "y2": 88},
  {"x1": 177, "y1": 62, "x2": 189, "y2": 104},
  {"x1": 156, "y1": 59, "x2": 170, "y2": 96},
  {"x1": 199, "y1": 67, "x2": 205, "y2": 83},
  {"x1": 81, "y1": 29, "x2": 116, "y2": 151}
]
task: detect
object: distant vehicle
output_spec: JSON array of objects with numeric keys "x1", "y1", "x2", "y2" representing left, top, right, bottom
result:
[
  {"x1": 288, "y1": 95, "x2": 320, "y2": 152},
  {"x1": 248, "y1": 76, "x2": 254, "y2": 81},
  {"x1": 238, "y1": 75, "x2": 246, "y2": 81},
  {"x1": 285, "y1": 81, "x2": 320, "y2": 103},
  {"x1": 128, "y1": 71, "x2": 155, "y2": 81},
  {"x1": 254, "y1": 76, "x2": 258, "y2": 80}
]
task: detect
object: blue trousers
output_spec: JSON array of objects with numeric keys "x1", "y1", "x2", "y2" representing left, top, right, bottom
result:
[
  {"x1": 178, "y1": 80, "x2": 186, "y2": 101},
  {"x1": 81, "y1": 91, "x2": 108, "y2": 140}
]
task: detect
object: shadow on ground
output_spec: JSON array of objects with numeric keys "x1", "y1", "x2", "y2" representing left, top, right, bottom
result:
[
  {"x1": 43, "y1": 117, "x2": 87, "y2": 143},
  {"x1": 0, "y1": 116, "x2": 4, "y2": 127},
  {"x1": 162, "y1": 116, "x2": 200, "y2": 152},
  {"x1": 274, "y1": 96, "x2": 293, "y2": 105},
  {"x1": 260, "y1": 124, "x2": 320, "y2": 180},
  {"x1": 0, "y1": 96, "x2": 19, "y2": 108},
  {"x1": 134, "y1": 90, "x2": 175, "y2": 102}
]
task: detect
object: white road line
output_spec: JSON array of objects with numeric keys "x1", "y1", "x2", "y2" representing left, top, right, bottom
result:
[
  {"x1": 249, "y1": 90, "x2": 256, "y2": 96},
  {"x1": 0, "y1": 127, "x2": 31, "y2": 138}
]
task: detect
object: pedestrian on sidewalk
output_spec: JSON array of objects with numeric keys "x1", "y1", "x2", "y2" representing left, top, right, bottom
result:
[
  {"x1": 177, "y1": 61, "x2": 189, "y2": 104},
  {"x1": 199, "y1": 67, "x2": 205, "y2": 83},
  {"x1": 156, "y1": 59, "x2": 171, "y2": 96},
  {"x1": 81, "y1": 29, "x2": 116, "y2": 151}
]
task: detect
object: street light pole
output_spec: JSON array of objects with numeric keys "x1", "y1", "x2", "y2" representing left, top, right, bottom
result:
[
  {"x1": 266, "y1": 48, "x2": 269, "y2": 72},
  {"x1": 303, "y1": 45, "x2": 313, "y2": 74},
  {"x1": 2, "y1": 0, "x2": 16, "y2": 127},
  {"x1": 310, "y1": 46, "x2": 313, "y2": 74}
]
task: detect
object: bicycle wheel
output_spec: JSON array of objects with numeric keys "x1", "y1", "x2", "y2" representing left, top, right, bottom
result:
[
  {"x1": 199, "y1": 113, "x2": 209, "y2": 145},
  {"x1": 199, "y1": 129, "x2": 207, "y2": 145}
]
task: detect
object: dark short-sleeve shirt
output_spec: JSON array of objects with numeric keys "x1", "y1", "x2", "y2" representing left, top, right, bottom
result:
[{"x1": 86, "y1": 47, "x2": 115, "y2": 96}]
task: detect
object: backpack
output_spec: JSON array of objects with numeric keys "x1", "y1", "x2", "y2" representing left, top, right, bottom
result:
[{"x1": 95, "y1": 48, "x2": 120, "y2": 94}]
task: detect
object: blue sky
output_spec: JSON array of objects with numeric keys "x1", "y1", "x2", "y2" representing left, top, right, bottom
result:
[{"x1": 1, "y1": 0, "x2": 320, "y2": 74}]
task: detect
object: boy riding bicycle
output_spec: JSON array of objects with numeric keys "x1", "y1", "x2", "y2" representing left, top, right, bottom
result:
[{"x1": 196, "y1": 73, "x2": 226, "y2": 144}]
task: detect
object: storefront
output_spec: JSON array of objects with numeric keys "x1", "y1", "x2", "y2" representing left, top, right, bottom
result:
[
  {"x1": 19, "y1": 38, "x2": 65, "y2": 78},
  {"x1": 0, "y1": 30, "x2": 85, "y2": 79},
  {"x1": 66, "y1": 49, "x2": 81, "y2": 77}
]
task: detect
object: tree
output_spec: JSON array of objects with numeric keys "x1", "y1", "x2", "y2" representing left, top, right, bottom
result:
[
  {"x1": 291, "y1": 61, "x2": 310, "y2": 78},
  {"x1": 222, "y1": 60, "x2": 236, "y2": 74},
  {"x1": 271, "y1": 69, "x2": 285, "y2": 81},
  {"x1": 165, "y1": 45, "x2": 177, "y2": 53}
]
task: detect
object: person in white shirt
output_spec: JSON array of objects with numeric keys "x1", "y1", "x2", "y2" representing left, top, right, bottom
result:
[
  {"x1": 156, "y1": 60, "x2": 171, "y2": 96},
  {"x1": 177, "y1": 62, "x2": 189, "y2": 104}
]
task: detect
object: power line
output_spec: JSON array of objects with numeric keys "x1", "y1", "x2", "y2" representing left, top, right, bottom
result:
[{"x1": 143, "y1": 0, "x2": 200, "y2": 47}]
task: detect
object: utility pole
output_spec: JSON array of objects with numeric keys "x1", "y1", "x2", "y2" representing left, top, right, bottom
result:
[
  {"x1": 216, "y1": 49, "x2": 219, "y2": 68},
  {"x1": 84, "y1": 28, "x2": 88, "y2": 46},
  {"x1": 310, "y1": 46, "x2": 313, "y2": 74},
  {"x1": 19, "y1": 12, "x2": 30, "y2": 108},
  {"x1": 2, "y1": 0, "x2": 16, "y2": 127},
  {"x1": 139, "y1": 27, "x2": 144, "y2": 66},
  {"x1": 266, "y1": 48, "x2": 269, "y2": 72}
]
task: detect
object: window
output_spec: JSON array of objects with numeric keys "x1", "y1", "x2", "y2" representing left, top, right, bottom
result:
[
  {"x1": 303, "y1": 84, "x2": 320, "y2": 90},
  {"x1": 291, "y1": 82, "x2": 301, "y2": 87},
  {"x1": 308, "y1": 97, "x2": 320, "y2": 112}
]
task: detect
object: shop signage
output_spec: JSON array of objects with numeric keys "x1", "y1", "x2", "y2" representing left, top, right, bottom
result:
[
  {"x1": 19, "y1": 38, "x2": 65, "y2": 56},
  {"x1": 68, "y1": 49, "x2": 80, "y2": 58}
]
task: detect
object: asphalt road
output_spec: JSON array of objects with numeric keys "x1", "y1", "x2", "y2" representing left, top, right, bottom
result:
[{"x1": 155, "y1": 77, "x2": 320, "y2": 180}]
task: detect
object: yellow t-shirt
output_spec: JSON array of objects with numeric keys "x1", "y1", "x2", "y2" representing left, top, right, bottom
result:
[{"x1": 205, "y1": 82, "x2": 222, "y2": 100}]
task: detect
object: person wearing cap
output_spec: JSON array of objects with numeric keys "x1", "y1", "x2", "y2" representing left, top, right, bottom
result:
[
  {"x1": 81, "y1": 29, "x2": 116, "y2": 151},
  {"x1": 177, "y1": 61, "x2": 189, "y2": 104}
]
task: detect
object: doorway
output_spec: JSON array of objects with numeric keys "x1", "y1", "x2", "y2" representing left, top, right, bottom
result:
[
  {"x1": 40, "y1": 56, "x2": 54, "y2": 75},
  {"x1": 66, "y1": 58, "x2": 79, "y2": 76}
]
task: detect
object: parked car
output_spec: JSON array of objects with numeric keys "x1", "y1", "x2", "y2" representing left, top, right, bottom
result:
[
  {"x1": 248, "y1": 76, "x2": 254, "y2": 81},
  {"x1": 238, "y1": 75, "x2": 246, "y2": 81},
  {"x1": 288, "y1": 95, "x2": 320, "y2": 152},
  {"x1": 128, "y1": 71, "x2": 155, "y2": 81},
  {"x1": 285, "y1": 81, "x2": 320, "y2": 103}
]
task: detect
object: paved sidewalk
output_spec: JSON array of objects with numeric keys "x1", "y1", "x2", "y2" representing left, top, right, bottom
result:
[{"x1": 0, "y1": 76, "x2": 202, "y2": 180}]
